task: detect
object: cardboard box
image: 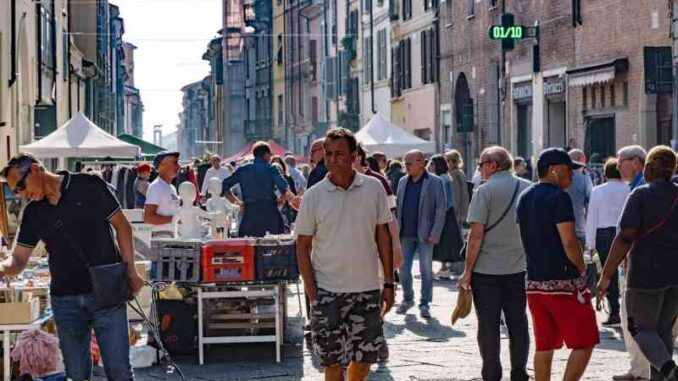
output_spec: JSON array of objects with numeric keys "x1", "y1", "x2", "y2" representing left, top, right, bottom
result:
[{"x1": 0, "y1": 297, "x2": 40, "y2": 324}]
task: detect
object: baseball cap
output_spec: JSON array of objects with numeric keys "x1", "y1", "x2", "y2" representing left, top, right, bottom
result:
[
  {"x1": 153, "y1": 151, "x2": 180, "y2": 169},
  {"x1": 537, "y1": 148, "x2": 584, "y2": 172}
]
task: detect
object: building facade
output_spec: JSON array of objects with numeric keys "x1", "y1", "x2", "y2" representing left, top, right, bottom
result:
[{"x1": 122, "y1": 41, "x2": 143, "y2": 138}]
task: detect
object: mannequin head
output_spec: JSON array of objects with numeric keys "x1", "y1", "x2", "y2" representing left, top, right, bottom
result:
[
  {"x1": 207, "y1": 177, "x2": 222, "y2": 196},
  {"x1": 178, "y1": 182, "x2": 197, "y2": 205}
]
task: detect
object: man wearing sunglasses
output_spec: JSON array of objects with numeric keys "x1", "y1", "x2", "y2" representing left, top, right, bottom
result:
[
  {"x1": 0, "y1": 153, "x2": 144, "y2": 381},
  {"x1": 307, "y1": 138, "x2": 328, "y2": 190}
]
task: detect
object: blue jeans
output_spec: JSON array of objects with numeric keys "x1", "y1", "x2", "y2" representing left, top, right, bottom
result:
[
  {"x1": 51, "y1": 293, "x2": 133, "y2": 381},
  {"x1": 399, "y1": 237, "x2": 434, "y2": 308}
]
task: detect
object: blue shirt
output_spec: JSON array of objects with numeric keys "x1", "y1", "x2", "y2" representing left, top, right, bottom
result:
[
  {"x1": 222, "y1": 158, "x2": 289, "y2": 203},
  {"x1": 400, "y1": 172, "x2": 426, "y2": 238},
  {"x1": 565, "y1": 171, "x2": 592, "y2": 239},
  {"x1": 516, "y1": 183, "x2": 580, "y2": 281},
  {"x1": 630, "y1": 172, "x2": 645, "y2": 190}
]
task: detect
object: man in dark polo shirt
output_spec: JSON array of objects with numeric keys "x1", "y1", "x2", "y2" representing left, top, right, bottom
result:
[
  {"x1": 516, "y1": 148, "x2": 598, "y2": 381},
  {"x1": 0, "y1": 153, "x2": 144, "y2": 381}
]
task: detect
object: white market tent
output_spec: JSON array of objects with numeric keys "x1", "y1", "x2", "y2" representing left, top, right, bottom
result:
[
  {"x1": 20, "y1": 112, "x2": 140, "y2": 158},
  {"x1": 356, "y1": 113, "x2": 436, "y2": 158}
]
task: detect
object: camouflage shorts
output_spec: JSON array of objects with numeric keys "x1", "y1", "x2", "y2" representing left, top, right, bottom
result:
[{"x1": 310, "y1": 288, "x2": 384, "y2": 367}]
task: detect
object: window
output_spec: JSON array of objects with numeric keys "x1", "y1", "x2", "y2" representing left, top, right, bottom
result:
[
  {"x1": 591, "y1": 87, "x2": 596, "y2": 108},
  {"x1": 421, "y1": 29, "x2": 437, "y2": 85},
  {"x1": 377, "y1": 29, "x2": 387, "y2": 80},
  {"x1": 363, "y1": 36, "x2": 372, "y2": 84},
  {"x1": 600, "y1": 85, "x2": 606, "y2": 108},
  {"x1": 391, "y1": 46, "x2": 400, "y2": 98},
  {"x1": 424, "y1": 0, "x2": 437, "y2": 12},
  {"x1": 467, "y1": 0, "x2": 474, "y2": 17},
  {"x1": 378, "y1": 0, "x2": 384, "y2": 7},
  {"x1": 277, "y1": 95, "x2": 283, "y2": 125},
  {"x1": 582, "y1": 87, "x2": 587, "y2": 110},
  {"x1": 37, "y1": 2, "x2": 55, "y2": 105},
  {"x1": 610, "y1": 83, "x2": 616, "y2": 107},
  {"x1": 389, "y1": 0, "x2": 399, "y2": 20},
  {"x1": 62, "y1": 28, "x2": 68, "y2": 82},
  {"x1": 401, "y1": 38, "x2": 412, "y2": 90},
  {"x1": 442, "y1": 110, "x2": 451, "y2": 147},
  {"x1": 403, "y1": 0, "x2": 412, "y2": 20},
  {"x1": 445, "y1": 0, "x2": 453, "y2": 27},
  {"x1": 323, "y1": 56, "x2": 337, "y2": 100},
  {"x1": 363, "y1": 0, "x2": 372, "y2": 14},
  {"x1": 277, "y1": 34, "x2": 283, "y2": 65},
  {"x1": 309, "y1": 39, "x2": 318, "y2": 81},
  {"x1": 339, "y1": 51, "x2": 348, "y2": 95},
  {"x1": 572, "y1": 0, "x2": 582, "y2": 26},
  {"x1": 623, "y1": 81, "x2": 628, "y2": 106},
  {"x1": 490, "y1": 0, "x2": 497, "y2": 7},
  {"x1": 421, "y1": 31, "x2": 428, "y2": 84}
]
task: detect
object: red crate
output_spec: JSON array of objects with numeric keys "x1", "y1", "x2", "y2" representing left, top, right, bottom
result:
[{"x1": 201, "y1": 240, "x2": 256, "y2": 283}]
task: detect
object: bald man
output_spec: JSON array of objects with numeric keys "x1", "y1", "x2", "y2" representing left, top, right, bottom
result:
[
  {"x1": 307, "y1": 138, "x2": 328, "y2": 189},
  {"x1": 395, "y1": 150, "x2": 447, "y2": 319}
]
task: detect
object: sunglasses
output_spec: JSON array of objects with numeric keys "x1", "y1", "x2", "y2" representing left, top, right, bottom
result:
[{"x1": 12, "y1": 168, "x2": 31, "y2": 194}]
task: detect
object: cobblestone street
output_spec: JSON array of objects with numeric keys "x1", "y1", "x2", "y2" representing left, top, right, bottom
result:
[{"x1": 130, "y1": 262, "x2": 674, "y2": 381}]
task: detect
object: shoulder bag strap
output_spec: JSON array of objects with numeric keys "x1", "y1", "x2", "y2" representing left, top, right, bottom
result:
[
  {"x1": 485, "y1": 180, "x2": 521, "y2": 233},
  {"x1": 636, "y1": 187, "x2": 678, "y2": 240}
]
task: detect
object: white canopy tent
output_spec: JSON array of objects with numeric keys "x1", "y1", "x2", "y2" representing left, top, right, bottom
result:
[
  {"x1": 20, "y1": 112, "x2": 140, "y2": 158},
  {"x1": 356, "y1": 113, "x2": 436, "y2": 158}
]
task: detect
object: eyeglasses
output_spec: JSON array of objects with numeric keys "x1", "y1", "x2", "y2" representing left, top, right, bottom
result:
[
  {"x1": 619, "y1": 157, "x2": 635, "y2": 163},
  {"x1": 12, "y1": 168, "x2": 31, "y2": 194},
  {"x1": 478, "y1": 161, "x2": 493, "y2": 168}
]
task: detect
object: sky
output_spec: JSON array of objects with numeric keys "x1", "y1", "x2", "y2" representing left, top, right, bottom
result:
[{"x1": 112, "y1": 0, "x2": 222, "y2": 142}]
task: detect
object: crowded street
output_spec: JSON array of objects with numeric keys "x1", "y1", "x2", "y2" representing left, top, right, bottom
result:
[{"x1": 2, "y1": 0, "x2": 678, "y2": 380}]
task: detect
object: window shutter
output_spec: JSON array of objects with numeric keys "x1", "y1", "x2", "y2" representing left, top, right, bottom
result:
[
  {"x1": 431, "y1": 28, "x2": 438, "y2": 83},
  {"x1": 405, "y1": 38, "x2": 412, "y2": 89},
  {"x1": 421, "y1": 31, "x2": 427, "y2": 84}
]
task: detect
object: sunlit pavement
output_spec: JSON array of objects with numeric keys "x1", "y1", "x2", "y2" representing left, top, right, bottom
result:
[{"x1": 126, "y1": 261, "x2": 671, "y2": 381}]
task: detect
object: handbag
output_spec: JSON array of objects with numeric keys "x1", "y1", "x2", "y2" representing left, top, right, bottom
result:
[
  {"x1": 53, "y1": 217, "x2": 132, "y2": 308},
  {"x1": 459, "y1": 179, "x2": 521, "y2": 259}
]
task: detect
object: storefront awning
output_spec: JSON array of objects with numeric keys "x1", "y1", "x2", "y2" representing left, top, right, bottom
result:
[{"x1": 567, "y1": 57, "x2": 629, "y2": 87}]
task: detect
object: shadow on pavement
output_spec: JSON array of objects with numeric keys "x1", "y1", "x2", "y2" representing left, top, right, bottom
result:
[{"x1": 385, "y1": 316, "x2": 465, "y2": 342}]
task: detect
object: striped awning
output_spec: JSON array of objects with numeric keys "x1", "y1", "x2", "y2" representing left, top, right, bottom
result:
[
  {"x1": 568, "y1": 67, "x2": 616, "y2": 87},
  {"x1": 567, "y1": 57, "x2": 629, "y2": 88}
]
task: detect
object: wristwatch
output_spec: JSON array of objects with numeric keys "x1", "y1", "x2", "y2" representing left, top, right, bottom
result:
[{"x1": 383, "y1": 282, "x2": 395, "y2": 290}]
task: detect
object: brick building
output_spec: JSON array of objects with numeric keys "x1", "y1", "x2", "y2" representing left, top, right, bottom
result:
[{"x1": 446, "y1": 0, "x2": 671, "y2": 174}]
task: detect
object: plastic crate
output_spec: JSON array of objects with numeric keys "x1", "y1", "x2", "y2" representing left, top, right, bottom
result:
[
  {"x1": 201, "y1": 240, "x2": 256, "y2": 283},
  {"x1": 150, "y1": 239, "x2": 202, "y2": 282},
  {"x1": 255, "y1": 237, "x2": 298, "y2": 281}
]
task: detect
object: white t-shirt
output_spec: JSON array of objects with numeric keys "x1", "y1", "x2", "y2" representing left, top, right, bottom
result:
[
  {"x1": 295, "y1": 173, "x2": 392, "y2": 293},
  {"x1": 145, "y1": 178, "x2": 180, "y2": 232},
  {"x1": 201, "y1": 166, "x2": 232, "y2": 195}
]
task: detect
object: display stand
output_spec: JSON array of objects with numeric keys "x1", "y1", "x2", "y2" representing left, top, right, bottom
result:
[
  {"x1": 0, "y1": 313, "x2": 53, "y2": 381},
  {"x1": 197, "y1": 283, "x2": 284, "y2": 364}
]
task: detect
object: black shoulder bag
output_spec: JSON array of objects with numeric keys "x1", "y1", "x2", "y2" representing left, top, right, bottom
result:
[
  {"x1": 460, "y1": 180, "x2": 521, "y2": 259},
  {"x1": 53, "y1": 216, "x2": 132, "y2": 308}
]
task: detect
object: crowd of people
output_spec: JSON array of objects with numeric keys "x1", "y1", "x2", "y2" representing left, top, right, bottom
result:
[{"x1": 1, "y1": 127, "x2": 677, "y2": 381}]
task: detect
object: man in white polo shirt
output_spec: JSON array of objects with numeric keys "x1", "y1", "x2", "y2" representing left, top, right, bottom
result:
[
  {"x1": 144, "y1": 151, "x2": 181, "y2": 237},
  {"x1": 296, "y1": 128, "x2": 394, "y2": 381}
]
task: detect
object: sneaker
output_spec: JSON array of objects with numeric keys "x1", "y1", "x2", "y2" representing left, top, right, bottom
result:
[
  {"x1": 420, "y1": 306, "x2": 432, "y2": 319},
  {"x1": 377, "y1": 341, "x2": 389, "y2": 362},
  {"x1": 612, "y1": 372, "x2": 646, "y2": 381},
  {"x1": 602, "y1": 316, "x2": 622, "y2": 328},
  {"x1": 396, "y1": 300, "x2": 414, "y2": 315},
  {"x1": 434, "y1": 269, "x2": 451, "y2": 279}
]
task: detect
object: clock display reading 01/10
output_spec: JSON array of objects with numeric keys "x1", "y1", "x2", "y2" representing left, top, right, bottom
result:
[{"x1": 488, "y1": 25, "x2": 527, "y2": 40}]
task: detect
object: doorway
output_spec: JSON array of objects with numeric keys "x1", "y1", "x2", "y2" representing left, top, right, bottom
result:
[
  {"x1": 585, "y1": 116, "x2": 616, "y2": 159},
  {"x1": 516, "y1": 104, "x2": 532, "y2": 159}
]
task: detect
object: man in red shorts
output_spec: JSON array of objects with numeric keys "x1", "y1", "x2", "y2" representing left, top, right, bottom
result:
[{"x1": 516, "y1": 148, "x2": 599, "y2": 381}]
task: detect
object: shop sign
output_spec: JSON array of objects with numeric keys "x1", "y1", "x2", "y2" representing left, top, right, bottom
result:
[
  {"x1": 543, "y1": 78, "x2": 565, "y2": 96},
  {"x1": 512, "y1": 82, "x2": 532, "y2": 100}
]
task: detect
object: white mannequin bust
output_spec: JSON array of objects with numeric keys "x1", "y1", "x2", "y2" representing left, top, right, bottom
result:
[
  {"x1": 173, "y1": 182, "x2": 208, "y2": 239},
  {"x1": 204, "y1": 178, "x2": 230, "y2": 238}
]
